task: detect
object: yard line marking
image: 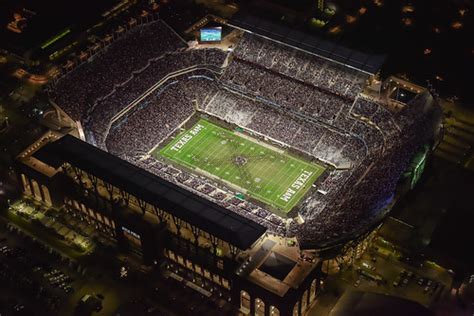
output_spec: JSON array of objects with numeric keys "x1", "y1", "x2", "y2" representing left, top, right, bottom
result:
[{"x1": 157, "y1": 119, "x2": 326, "y2": 213}]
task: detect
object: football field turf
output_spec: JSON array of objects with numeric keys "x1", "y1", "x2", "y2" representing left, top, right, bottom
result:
[{"x1": 156, "y1": 119, "x2": 325, "y2": 213}]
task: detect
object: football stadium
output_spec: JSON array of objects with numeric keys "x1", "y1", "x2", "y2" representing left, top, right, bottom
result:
[
  {"x1": 16, "y1": 13, "x2": 441, "y2": 315},
  {"x1": 43, "y1": 16, "x2": 438, "y2": 246}
]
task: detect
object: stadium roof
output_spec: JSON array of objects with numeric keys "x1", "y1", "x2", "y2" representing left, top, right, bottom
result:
[
  {"x1": 228, "y1": 14, "x2": 386, "y2": 74},
  {"x1": 34, "y1": 135, "x2": 267, "y2": 249}
]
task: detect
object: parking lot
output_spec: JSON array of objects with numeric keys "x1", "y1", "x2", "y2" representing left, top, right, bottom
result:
[
  {"x1": 342, "y1": 239, "x2": 451, "y2": 308},
  {"x1": 0, "y1": 224, "x2": 79, "y2": 314},
  {"x1": 0, "y1": 213, "x2": 240, "y2": 316}
]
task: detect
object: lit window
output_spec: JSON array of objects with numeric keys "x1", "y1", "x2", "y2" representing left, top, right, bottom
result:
[
  {"x1": 301, "y1": 290, "x2": 308, "y2": 311},
  {"x1": 222, "y1": 278, "x2": 230, "y2": 289},
  {"x1": 270, "y1": 306, "x2": 280, "y2": 316},
  {"x1": 255, "y1": 298, "x2": 265, "y2": 316},
  {"x1": 186, "y1": 259, "x2": 193, "y2": 270},
  {"x1": 195, "y1": 265, "x2": 202, "y2": 275},
  {"x1": 293, "y1": 302, "x2": 299, "y2": 316},
  {"x1": 103, "y1": 217, "x2": 110, "y2": 227},
  {"x1": 240, "y1": 291, "x2": 251, "y2": 313},
  {"x1": 95, "y1": 213, "x2": 103, "y2": 223},
  {"x1": 213, "y1": 274, "x2": 221, "y2": 285}
]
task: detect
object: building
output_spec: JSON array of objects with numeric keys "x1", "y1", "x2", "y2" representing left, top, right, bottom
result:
[{"x1": 16, "y1": 133, "x2": 322, "y2": 316}]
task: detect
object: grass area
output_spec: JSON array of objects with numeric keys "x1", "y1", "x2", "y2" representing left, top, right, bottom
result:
[{"x1": 156, "y1": 119, "x2": 325, "y2": 213}]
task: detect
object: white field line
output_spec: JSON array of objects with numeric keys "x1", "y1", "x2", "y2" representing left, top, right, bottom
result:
[{"x1": 159, "y1": 119, "x2": 325, "y2": 211}]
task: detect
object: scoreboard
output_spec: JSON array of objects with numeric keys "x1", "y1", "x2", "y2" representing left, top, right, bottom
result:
[{"x1": 200, "y1": 27, "x2": 222, "y2": 42}]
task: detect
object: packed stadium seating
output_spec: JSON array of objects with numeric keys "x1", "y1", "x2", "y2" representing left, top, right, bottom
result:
[
  {"x1": 105, "y1": 76, "x2": 216, "y2": 158},
  {"x1": 83, "y1": 48, "x2": 226, "y2": 148},
  {"x1": 50, "y1": 20, "x2": 186, "y2": 122},
  {"x1": 49, "y1": 23, "x2": 440, "y2": 248},
  {"x1": 222, "y1": 59, "x2": 350, "y2": 120},
  {"x1": 232, "y1": 33, "x2": 368, "y2": 99}
]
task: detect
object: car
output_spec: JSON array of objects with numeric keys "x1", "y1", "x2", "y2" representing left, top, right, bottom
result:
[
  {"x1": 392, "y1": 280, "x2": 399, "y2": 287},
  {"x1": 424, "y1": 286, "x2": 430, "y2": 293},
  {"x1": 354, "y1": 279, "x2": 361, "y2": 287},
  {"x1": 417, "y1": 278, "x2": 424, "y2": 286},
  {"x1": 402, "y1": 278, "x2": 409, "y2": 286},
  {"x1": 45, "y1": 271, "x2": 61, "y2": 278},
  {"x1": 361, "y1": 262, "x2": 376, "y2": 271},
  {"x1": 427, "y1": 280, "x2": 433, "y2": 287},
  {"x1": 51, "y1": 276, "x2": 63, "y2": 282},
  {"x1": 53, "y1": 274, "x2": 66, "y2": 281}
]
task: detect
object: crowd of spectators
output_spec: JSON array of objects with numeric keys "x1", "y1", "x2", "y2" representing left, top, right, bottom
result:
[
  {"x1": 49, "y1": 20, "x2": 186, "y2": 122},
  {"x1": 350, "y1": 97, "x2": 399, "y2": 141},
  {"x1": 290, "y1": 94, "x2": 440, "y2": 247},
  {"x1": 105, "y1": 75, "x2": 215, "y2": 157},
  {"x1": 233, "y1": 33, "x2": 368, "y2": 99},
  {"x1": 205, "y1": 36, "x2": 439, "y2": 246},
  {"x1": 203, "y1": 88, "x2": 364, "y2": 167},
  {"x1": 49, "y1": 22, "x2": 440, "y2": 247},
  {"x1": 83, "y1": 48, "x2": 227, "y2": 147},
  {"x1": 221, "y1": 59, "x2": 353, "y2": 124},
  {"x1": 49, "y1": 16, "x2": 227, "y2": 149}
]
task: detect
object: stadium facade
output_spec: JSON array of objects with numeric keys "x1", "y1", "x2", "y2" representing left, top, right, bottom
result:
[{"x1": 15, "y1": 16, "x2": 441, "y2": 316}]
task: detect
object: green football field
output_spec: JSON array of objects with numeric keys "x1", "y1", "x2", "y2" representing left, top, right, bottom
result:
[{"x1": 156, "y1": 119, "x2": 325, "y2": 213}]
